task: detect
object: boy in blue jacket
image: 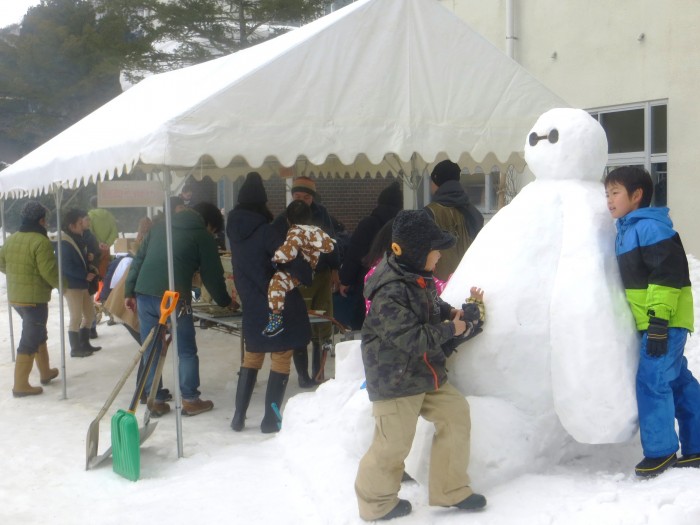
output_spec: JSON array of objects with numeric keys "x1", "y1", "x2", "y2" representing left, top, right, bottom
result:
[{"x1": 605, "y1": 166, "x2": 700, "y2": 477}]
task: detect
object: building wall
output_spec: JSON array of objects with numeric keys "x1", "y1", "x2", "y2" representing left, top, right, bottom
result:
[{"x1": 440, "y1": 0, "x2": 700, "y2": 255}]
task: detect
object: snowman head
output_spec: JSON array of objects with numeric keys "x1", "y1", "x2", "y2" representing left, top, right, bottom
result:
[{"x1": 524, "y1": 108, "x2": 608, "y2": 181}]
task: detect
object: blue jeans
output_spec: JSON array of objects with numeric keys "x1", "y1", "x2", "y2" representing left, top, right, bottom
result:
[
  {"x1": 13, "y1": 304, "x2": 48, "y2": 355},
  {"x1": 137, "y1": 294, "x2": 201, "y2": 401},
  {"x1": 637, "y1": 327, "x2": 700, "y2": 457}
]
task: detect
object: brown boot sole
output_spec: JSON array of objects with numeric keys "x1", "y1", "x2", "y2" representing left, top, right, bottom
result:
[{"x1": 12, "y1": 388, "x2": 43, "y2": 397}]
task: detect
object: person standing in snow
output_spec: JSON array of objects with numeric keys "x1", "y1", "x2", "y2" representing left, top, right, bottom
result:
[
  {"x1": 338, "y1": 180, "x2": 402, "y2": 330},
  {"x1": 272, "y1": 176, "x2": 340, "y2": 387},
  {"x1": 263, "y1": 200, "x2": 335, "y2": 337},
  {"x1": 125, "y1": 201, "x2": 235, "y2": 417},
  {"x1": 0, "y1": 201, "x2": 60, "y2": 396},
  {"x1": 56, "y1": 208, "x2": 102, "y2": 357},
  {"x1": 425, "y1": 160, "x2": 483, "y2": 282},
  {"x1": 605, "y1": 166, "x2": 700, "y2": 476},
  {"x1": 88, "y1": 195, "x2": 118, "y2": 278},
  {"x1": 355, "y1": 210, "x2": 487, "y2": 521},
  {"x1": 227, "y1": 172, "x2": 312, "y2": 433}
]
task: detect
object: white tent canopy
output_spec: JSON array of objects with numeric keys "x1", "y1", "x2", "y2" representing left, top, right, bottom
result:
[{"x1": 0, "y1": 0, "x2": 567, "y2": 197}]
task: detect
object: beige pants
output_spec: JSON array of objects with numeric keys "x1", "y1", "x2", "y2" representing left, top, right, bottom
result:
[
  {"x1": 242, "y1": 350, "x2": 293, "y2": 374},
  {"x1": 355, "y1": 382, "x2": 473, "y2": 521},
  {"x1": 63, "y1": 288, "x2": 95, "y2": 332}
]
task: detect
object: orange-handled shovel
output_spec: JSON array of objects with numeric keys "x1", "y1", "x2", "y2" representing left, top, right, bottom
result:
[{"x1": 111, "y1": 291, "x2": 179, "y2": 481}]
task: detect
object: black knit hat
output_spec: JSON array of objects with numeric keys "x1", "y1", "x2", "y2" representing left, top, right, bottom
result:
[
  {"x1": 20, "y1": 201, "x2": 48, "y2": 223},
  {"x1": 430, "y1": 160, "x2": 461, "y2": 186},
  {"x1": 377, "y1": 181, "x2": 403, "y2": 209},
  {"x1": 391, "y1": 210, "x2": 455, "y2": 270},
  {"x1": 238, "y1": 172, "x2": 268, "y2": 204}
]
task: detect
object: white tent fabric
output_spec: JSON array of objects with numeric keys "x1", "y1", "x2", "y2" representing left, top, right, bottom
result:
[{"x1": 0, "y1": 0, "x2": 567, "y2": 197}]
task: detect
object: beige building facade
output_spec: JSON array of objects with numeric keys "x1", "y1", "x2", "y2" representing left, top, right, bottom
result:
[{"x1": 440, "y1": 0, "x2": 699, "y2": 256}]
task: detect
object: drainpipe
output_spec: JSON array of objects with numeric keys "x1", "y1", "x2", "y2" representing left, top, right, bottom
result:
[
  {"x1": 506, "y1": 0, "x2": 515, "y2": 59},
  {"x1": 500, "y1": 0, "x2": 517, "y2": 209}
]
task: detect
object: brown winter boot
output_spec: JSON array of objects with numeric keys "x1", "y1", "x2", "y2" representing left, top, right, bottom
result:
[
  {"x1": 12, "y1": 353, "x2": 43, "y2": 397},
  {"x1": 35, "y1": 343, "x2": 59, "y2": 385},
  {"x1": 181, "y1": 398, "x2": 214, "y2": 416}
]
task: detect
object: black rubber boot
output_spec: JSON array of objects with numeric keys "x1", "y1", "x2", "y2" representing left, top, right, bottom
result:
[
  {"x1": 69, "y1": 331, "x2": 92, "y2": 358},
  {"x1": 231, "y1": 367, "x2": 258, "y2": 431},
  {"x1": 311, "y1": 342, "x2": 321, "y2": 381},
  {"x1": 260, "y1": 371, "x2": 289, "y2": 434},
  {"x1": 90, "y1": 320, "x2": 98, "y2": 339},
  {"x1": 79, "y1": 328, "x2": 102, "y2": 352},
  {"x1": 293, "y1": 347, "x2": 316, "y2": 388}
]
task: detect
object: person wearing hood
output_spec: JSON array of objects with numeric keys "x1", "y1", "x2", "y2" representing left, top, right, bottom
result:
[
  {"x1": 0, "y1": 201, "x2": 60, "y2": 396},
  {"x1": 337, "y1": 180, "x2": 402, "y2": 332},
  {"x1": 227, "y1": 172, "x2": 312, "y2": 433},
  {"x1": 125, "y1": 200, "x2": 234, "y2": 417},
  {"x1": 425, "y1": 160, "x2": 484, "y2": 282},
  {"x1": 355, "y1": 210, "x2": 486, "y2": 521}
]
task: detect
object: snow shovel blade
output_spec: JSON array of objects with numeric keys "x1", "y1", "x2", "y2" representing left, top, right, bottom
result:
[
  {"x1": 86, "y1": 421, "x2": 158, "y2": 470},
  {"x1": 85, "y1": 328, "x2": 156, "y2": 471},
  {"x1": 111, "y1": 409, "x2": 141, "y2": 481}
]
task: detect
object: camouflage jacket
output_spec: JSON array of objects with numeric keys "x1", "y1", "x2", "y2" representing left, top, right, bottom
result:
[{"x1": 361, "y1": 255, "x2": 455, "y2": 401}]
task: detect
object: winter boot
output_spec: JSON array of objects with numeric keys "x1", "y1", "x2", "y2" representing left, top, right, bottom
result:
[
  {"x1": 676, "y1": 454, "x2": 700, "y2": 468},
  {"x1": 181, "y1": 397, "x2": 214, "y2": 416},
  {"x1": 79, "y1": 327, "x2": 101, "y2": 352},
  {"x1": 260, "y1": 371, "x2": 289, "y2": 434},
  {"x1": 452, "y1": 493, "x2": 487, "y2": 510},
  {"x1": 12, "y1": 353, "x2": 43, "y2": 397},
  {"x1": 311, "y1": 342, "x2": 322, "y2": 382},
  {"x1": 231, "y1": 367, "x2": 258, "y2": 431},
  {"x1": 635, "y1": 453, "x2": 677, "y2": 477},
  {"x1": 378, "y1": 500, "x2": 412, "y2": 521},
  {"x1": 69, "y1": 331, "x2": 92, "y2": 358},
  {"x1": 90, "y1": 320, "x2": 98, "y2": 339},
  {"x1": 35, "y1": 343, "x2": 59, "y2": 385},
  {"x1": 293, "y1": 348, "x2": 316, "y2": 388},
  {"x1": 262, "y1": 312, "x2": 284, "y2": 337}
]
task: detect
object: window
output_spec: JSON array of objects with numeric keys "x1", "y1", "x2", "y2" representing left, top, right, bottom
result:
[{"x1": 591, "y1": 101, "x2": 668, "y2": 206}]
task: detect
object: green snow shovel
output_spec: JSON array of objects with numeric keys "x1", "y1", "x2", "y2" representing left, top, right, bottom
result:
[
  {"x1": 111, "y1": 291, "x2": 179, "y2": 481},
  {"x1": 85, "y1": 327, "x2": 156, "y2": 470}
]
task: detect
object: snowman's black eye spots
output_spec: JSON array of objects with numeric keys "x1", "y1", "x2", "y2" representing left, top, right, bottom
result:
[{"x1": 529, "y1": 128, "x2": 559, "y2": 147}]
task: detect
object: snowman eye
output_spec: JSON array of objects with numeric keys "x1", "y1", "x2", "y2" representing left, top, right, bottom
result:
[{"x1": 528, "y1": 128, "x2": 560, "y2": 147}]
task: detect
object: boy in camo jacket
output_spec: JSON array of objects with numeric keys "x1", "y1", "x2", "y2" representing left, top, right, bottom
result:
[
  {"x1": 354, "y1": 209, "x2": 486, "y2": 521},
  {"x1": 263, "y1": 200, "x2": 335, "y2": 336}
]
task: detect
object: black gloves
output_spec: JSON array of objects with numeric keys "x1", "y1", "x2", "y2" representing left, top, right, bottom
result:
[{"x1": 647, "y1": 316, "x2": 669, "y2": 357}]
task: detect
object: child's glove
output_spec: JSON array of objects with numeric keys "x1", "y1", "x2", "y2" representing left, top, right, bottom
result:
[{"x1": 646, "y1": 316, "x2": 669, "y2": 357}]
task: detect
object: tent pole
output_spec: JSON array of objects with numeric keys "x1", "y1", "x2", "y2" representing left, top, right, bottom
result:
[
  {"x1": 54, "y1": 186, "x2": 68, "y2": 400},
  {"x1": 163, "y1": 169, "x2": 184, "y2": 458},
  {"x1": 1, "y1": 199, "x2": 16, "y2": 362}
]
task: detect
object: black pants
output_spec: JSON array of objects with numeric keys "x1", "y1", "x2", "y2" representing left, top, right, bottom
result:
[{"x1": 13, "y1": 303, "x2": 48, "y2": 355}]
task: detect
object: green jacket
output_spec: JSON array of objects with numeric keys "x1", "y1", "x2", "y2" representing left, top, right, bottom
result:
[
  {"x1": 0, "y1": 228, "x2": 59, "y2": 304},
  {"x1": 125, "y1": 209, "x2": 231, "y2": 306},
  {"x1": 88, "y1": 208, "x2": 118, "y2": 246}
]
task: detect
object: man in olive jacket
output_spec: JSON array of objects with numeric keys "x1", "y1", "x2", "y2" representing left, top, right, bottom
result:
[
  {"x1": 125, "y1": 202, "x2": 234, "y2": 417},
  {"x1": 0, "y1": 201, "x2": 60, "y2": 396}
]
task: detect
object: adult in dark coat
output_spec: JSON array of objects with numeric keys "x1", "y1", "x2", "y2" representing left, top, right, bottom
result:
[
  {"x1": 338, "y1": 180, "x2": 402, "y2": 330},
  {"x1": 227, "y1": 172, "x2": 312, "y2": 433},
  {"x1": 272, "y1": 176, "x2": 340, "y2": 387}
]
